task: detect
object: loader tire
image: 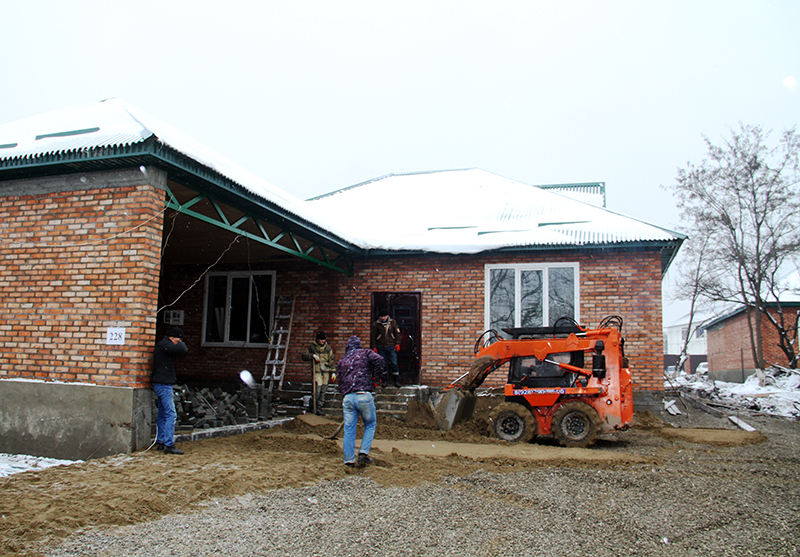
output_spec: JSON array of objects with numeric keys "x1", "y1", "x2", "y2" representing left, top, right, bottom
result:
[
  {"x1": 551, "y1": 401, "x2": 601, "y2": 448},
  {"x1": 489, "y1": 402, "x2": 537, "y2": 443}
]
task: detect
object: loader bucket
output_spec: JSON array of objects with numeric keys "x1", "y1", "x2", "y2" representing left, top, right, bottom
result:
[{"x1": 429, "y1": 388, "x2": 477, "y2": 430}]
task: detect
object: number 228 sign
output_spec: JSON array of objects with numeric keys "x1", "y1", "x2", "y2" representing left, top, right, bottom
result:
[{"x1": 106, "y1": 328, "x2": 126, "y2": 345}]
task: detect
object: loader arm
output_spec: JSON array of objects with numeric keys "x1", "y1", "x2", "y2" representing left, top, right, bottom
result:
[
  {"x1": 451, "y1": 354, "x2": 512, "y2": 391},
  {"x1": 452, "y1": 330, "x2": 605, "y2": 391}
]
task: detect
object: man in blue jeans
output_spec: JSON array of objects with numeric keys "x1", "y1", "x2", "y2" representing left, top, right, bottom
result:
[
  {"x1": 335, "y1": 336, "x2": 385, "y2": 467},
  {"x1": 152, "y1": 327, "x2": 188, "y2": 455}
]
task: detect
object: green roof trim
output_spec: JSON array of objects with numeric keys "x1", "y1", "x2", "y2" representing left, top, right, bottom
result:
[
  {"x1": 35, "y1": 127, "x2": 100, "y2": 140},
  {"x1": 364, "y1": 238, "x2": 684, "y2": 276}
]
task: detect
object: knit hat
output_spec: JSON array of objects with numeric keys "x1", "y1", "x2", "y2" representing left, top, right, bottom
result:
[
  {"x1": 167, "y1": 327, "x2": 185, "y2": 339},
  {"x1": 316, "y1": 331, "x2": 326, "y2": 340}
]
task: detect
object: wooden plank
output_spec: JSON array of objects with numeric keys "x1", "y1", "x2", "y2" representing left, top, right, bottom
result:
[
  {"x1": 664, "y1": 399, "x2": 682, "y2": 415},
  {"x1": 682, "y1": 395, "x2": 725, "y2": 418},
  {"x1": 729, "y1": 416, "x2": 756, "y2": 432}
]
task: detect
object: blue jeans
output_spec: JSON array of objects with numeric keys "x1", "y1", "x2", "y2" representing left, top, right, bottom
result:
[
  {"x1": 153, "y1": 383, "x2": 176, "y2": 446},
  {"x1": 342, "y1": 391, "x2": 377, "y2": 464},
  {"x1": 377, "y1": 346, "x2": 399, "y2": 377}
]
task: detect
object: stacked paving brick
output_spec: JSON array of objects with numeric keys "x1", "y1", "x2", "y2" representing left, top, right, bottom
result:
[{"x1": 154, "y1": 385, "x2": 274, "y2": 430}]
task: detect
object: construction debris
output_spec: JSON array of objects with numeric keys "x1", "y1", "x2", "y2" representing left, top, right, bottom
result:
[
  {"x1": 681, "y1": 394, "x2": 725, "y2": 418},
  {"x1": 663, "y1": 399, "x2": 682, "y2": 415},
  {"x1": 671, "y1": 365, "x2": 800, "y2": 419},
  {"x1": 154, "y1": 384, "x2": 274, "y2": 431},
  {"x1": 728, "y1": 416, "x2": 756, "y2": 432}
]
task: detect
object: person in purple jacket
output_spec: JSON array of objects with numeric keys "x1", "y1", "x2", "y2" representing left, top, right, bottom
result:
[{"x1": 336, "y1": 335, "x2": 385, "y2": 467}]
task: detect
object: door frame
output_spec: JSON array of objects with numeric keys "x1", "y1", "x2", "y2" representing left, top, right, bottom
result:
[{"x1": 371, "y1": 292, "x2": 422, "y2": 385}]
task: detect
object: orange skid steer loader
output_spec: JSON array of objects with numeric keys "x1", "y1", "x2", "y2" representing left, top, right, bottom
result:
[{"x1": 429, "y1": 316, "x2": 634, "y2": 448}]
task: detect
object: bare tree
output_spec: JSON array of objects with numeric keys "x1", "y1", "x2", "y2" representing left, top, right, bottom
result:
[
  {"x1": 671, "y1": 124, "x2": 800, "y2": 370},
  {"x1": 671, "y1": 234, "x2": 712, "y2": 374}
]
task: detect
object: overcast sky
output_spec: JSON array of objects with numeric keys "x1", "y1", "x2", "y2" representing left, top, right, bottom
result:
[{"x1": 1, "y1": 1, "x2": 798, "y2": 322}]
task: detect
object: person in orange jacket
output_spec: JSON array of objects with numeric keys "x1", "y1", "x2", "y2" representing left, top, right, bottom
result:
[{"x1": 371, "y1": 308, "x2": 401, "y2": 387}]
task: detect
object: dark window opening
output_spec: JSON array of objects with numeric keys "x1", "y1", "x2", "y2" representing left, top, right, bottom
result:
[{"x1": 203, "y1": 271, "x2": 275, "y2": 346}]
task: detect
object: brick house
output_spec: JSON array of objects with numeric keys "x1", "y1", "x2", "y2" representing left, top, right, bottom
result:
[
  {"x1": 0, "y1": 100, "x2": 683, "y2": 459},
  {"x1": 705, "y1": 303, "x2": 800, "y2": 382}
]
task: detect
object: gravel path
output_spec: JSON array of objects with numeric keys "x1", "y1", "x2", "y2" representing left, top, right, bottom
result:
[{"x1": 44, "y1": 412, "x2": 800, "y2": 557}]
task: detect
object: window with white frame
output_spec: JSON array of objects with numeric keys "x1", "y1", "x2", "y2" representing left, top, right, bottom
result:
[
  {"x1": 203, "y1": 271, "x2": 275, "y2": 346},
  {"x1": 485, "y1": 263, "x2": 579, "y2": 338}
]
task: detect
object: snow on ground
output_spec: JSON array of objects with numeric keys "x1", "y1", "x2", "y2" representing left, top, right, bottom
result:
[
  {"x1": 670, "y1": 366, "x2": 800, "y2": 418},
  {"x1": 0, "y1": 453, "x2": 78, "y2": 478}
]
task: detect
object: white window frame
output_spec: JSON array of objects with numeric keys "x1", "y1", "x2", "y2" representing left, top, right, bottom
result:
[
  {"x1": 201, "y1": 271, "x2": 276, "y2": 347},
  {"x1": 484, "y1": 262, "x2": 580, "y2": 333}
]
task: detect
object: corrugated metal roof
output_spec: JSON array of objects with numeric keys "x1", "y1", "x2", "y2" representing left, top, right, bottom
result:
[
  {"x1": 0, "y1": 101, "x2": 683, "y2": 265},
  {"x1": 0, "y1": 99, "x2": 324, "y2": 232},
  {"x1": 305, "y1": 169, "x2": 683, "y2": 255},
  {"x1": 0, "y1": 131, "x2": 146, "y2": 160},
  {"x1": 0, "y1": 102, "x2": 151, "y2": 160}
]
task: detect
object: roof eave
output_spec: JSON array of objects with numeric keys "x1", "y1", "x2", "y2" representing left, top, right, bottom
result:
[
  {"x1": 363, "y1": 238, "x2": 685, "y2": 274},
  {"x1": 0, "y1": 139, "x2": 365, "y2": 257}
]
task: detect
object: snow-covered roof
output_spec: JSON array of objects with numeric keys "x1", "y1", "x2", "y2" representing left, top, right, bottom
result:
[
  {"x1": 306, "y1": 169, "x2": 683, "y2": 255},
  {"x1": 0, "y1": 98, "x2": 318, "y2": 228},
  {"x1": 539, "y1": 182, "x2": 606, "y2": 207},
  {"x1": 0, "y1": 100, "x2": 683, "y2": 264},
  {"x1": 664, "y1": 306, "x2": 725, "y2": 330}
]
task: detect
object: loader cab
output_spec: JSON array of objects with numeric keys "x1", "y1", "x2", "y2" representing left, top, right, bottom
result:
[
  {"x1": 508, "y1": 351, "x2": 585, "y2": 388},
  {"x1": 503, "y1": 324, "x2": 588, "y2": 389}
]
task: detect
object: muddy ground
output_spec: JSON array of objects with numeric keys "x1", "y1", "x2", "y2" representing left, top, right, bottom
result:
[{"x1": 1, "y1": 395, "x2": 796, "y2": 556}]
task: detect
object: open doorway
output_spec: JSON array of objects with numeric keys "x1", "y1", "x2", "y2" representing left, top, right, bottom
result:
[{"x1": 371, "y1": 292, "x2": 422, "y2": 385}]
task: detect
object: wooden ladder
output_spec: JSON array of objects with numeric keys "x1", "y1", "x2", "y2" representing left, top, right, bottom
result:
[{"x1": 262, "y1": 297, "x2": 295, "y2": 392}]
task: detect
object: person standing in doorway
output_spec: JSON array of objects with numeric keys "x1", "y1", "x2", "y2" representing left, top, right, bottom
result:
[
  {"x1": 152, "y1": 327, "x2": 188, "y2": 455},
  {"x1": 336, "y1": 335, "x2": 384, "y2": 467},
  {"x1": 301, "y1": 331, "x2": 336, "y2": 415},
  {"x1": 372, "y1": 308, "x2": 401, "y2": 387}
]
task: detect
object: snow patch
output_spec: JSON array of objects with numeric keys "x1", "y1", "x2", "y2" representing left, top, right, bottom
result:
[
  {"x1": 0, "y1": 453, "x2": 78, "y2": 478},
  {"x1": 670, "y1": 366, "x2": 800, "y2": 418}
]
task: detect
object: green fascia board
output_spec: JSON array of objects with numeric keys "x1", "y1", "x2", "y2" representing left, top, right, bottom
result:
[{"x1": 364, "y1": 238, "x2": 685, "y2": 276}]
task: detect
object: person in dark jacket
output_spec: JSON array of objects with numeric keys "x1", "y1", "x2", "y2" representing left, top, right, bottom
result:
[
  {"x1": 372, "y1": 308, "x2": 402, "y2": 387},
  {"x1": 152, "y1": 327, "x2": 188, "y2": 455},
  {"x1": 336, "y1": 336, "x2": 384, "y2": 467}
]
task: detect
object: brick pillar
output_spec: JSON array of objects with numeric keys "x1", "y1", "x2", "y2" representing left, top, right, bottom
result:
[{"x1": 0, "y1": 167, "x2": 165, "y2": 458}]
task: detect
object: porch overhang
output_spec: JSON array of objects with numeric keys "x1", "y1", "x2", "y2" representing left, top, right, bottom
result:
[{"x1": 0, "y1": 137, "x2": 361, "y2": 274}]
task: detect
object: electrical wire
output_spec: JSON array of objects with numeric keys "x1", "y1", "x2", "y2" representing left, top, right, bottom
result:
[
  {"x1": 156, "y1": 234, "x2": 242, "y2": 314},
  {"x1": 160, "y1": 208, "x2": 179, "y2": 260},
  {"x1": 7, "y1": 206, "x2": 169, "y2": 249}
]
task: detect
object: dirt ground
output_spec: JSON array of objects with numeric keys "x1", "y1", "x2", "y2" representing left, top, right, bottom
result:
[{"x1": 0, "y1": 396, "x2": 776, "y2": 556}]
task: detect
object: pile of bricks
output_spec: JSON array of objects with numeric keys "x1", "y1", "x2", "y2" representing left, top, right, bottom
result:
[{"x1": 154, "y1": 385, "x2": 273, "y2": 430}]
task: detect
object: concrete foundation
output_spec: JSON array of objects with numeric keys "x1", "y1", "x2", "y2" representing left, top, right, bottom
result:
[
  {"x1": 0, "y1": 380, "x2": 151, "y2": 460},
  {"x1": 709, "y1": 368, "x2": 756, "y2": 384}
]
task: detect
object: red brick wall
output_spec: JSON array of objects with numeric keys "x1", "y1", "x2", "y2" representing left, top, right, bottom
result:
[
  {"x1": 761, "y1": 308, "x2": 800, "y2": 366},
  {"x1": 0, "y1": 172, "x2": 164, "y2": 388},
  {"x1": 708, "y1": 312, "x2": 756, "y2": 373},
  {"x1": 168, "y1": 248, "x2": 665, "y2": 391}
]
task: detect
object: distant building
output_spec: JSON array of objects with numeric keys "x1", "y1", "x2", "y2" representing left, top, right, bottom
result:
[
  {"x1": 663, "y1": 312, "x2": 709, "y2": 374},
  {"x1": 704, "y1": 303, "x2": 800, "y2": 382}
]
